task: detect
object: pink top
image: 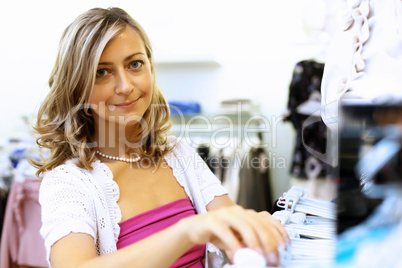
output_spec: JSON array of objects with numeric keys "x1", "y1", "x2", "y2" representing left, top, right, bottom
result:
[{"x1": 117, "y1": 198, "x2": 205, "y2": 267}]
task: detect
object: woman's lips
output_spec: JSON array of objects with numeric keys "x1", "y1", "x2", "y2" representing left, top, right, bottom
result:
[{"x1": 113, "y1": 98, "x2": 138, "y2": 108}]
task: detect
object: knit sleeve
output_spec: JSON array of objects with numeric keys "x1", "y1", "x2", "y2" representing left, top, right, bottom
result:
[
  {"x1": 176, "y1": 139, "x2": 228, "y2": 207},
  {"x1": 39, "y1": 165, "x2": 97, "y2": 263}
]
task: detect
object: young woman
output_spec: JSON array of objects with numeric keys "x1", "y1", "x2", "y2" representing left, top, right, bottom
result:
[{"x1": 33, "y1": 7, "x2": 288, "y2": 268}]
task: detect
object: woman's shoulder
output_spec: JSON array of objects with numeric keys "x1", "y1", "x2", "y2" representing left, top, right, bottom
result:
[
  {"x1": 41, "y1": 158, "x2": 103, "y2": 181},
  {"x1": 39, "y1": 157, "x2": 118, "y2": 212},
  {"x1": 39, "y1": 160, "x2": 93, "y2": 203},
  {"x1": 167, "y1": 136, "x2": 196, "y2": 156},
  {"x1": 39, "y1": 158, "x2": 112, "y2": 201}
]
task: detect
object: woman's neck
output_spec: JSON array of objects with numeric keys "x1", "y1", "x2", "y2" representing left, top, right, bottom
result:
[{"x1": 93, "y1": 119, "x2": 144, "y2": 157}]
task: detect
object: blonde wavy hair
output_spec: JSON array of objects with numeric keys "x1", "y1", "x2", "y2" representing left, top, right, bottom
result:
[{"x1": 32, "y1": 7, "x2": 174, "y2": 177}]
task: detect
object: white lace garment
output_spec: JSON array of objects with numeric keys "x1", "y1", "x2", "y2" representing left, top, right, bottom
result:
[{"x1": 39, "y1": 138, "x2": 228, "y2": 267}]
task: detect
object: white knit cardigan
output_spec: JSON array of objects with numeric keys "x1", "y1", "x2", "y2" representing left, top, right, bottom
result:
[{"x1": 39, "y1": 138, "x2": 228, "y2": 267}]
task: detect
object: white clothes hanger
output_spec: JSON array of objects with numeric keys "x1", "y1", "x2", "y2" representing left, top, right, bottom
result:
[
  {"x1": 288, "y1": 238, "x2": 335, "y2": 260},
  {"x1": 273, "y1": 210, "x2": 336, "y2": 240},
  {"x1": 276, "y1": 185, "x2": 336, "y2": 220}
]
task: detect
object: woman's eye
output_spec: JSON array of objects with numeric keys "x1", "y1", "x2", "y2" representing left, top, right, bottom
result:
[
  {"x1": 96, "y1": 69, "x2": 108, "y2": 77},
  {"x1": 130, "y1": 61, "x2": 143, "y2": 69}
]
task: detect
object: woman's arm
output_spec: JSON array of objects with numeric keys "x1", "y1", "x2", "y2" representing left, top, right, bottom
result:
[
  {"x1": 50, "y1": 198, "x2": 287, "y2": 268},
  {"x1": 206, "y1": 194, "x2": 237, "y2": 210},
  {"x1": 50, "y1": 221, "x2": 193, "y2": 268}
]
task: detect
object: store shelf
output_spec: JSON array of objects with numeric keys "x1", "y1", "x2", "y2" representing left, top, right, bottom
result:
[{"x1": 155, "y1": 59, "x2": 220, "y2": 68}]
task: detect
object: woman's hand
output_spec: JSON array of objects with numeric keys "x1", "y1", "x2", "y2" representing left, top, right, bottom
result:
[{"x1": 179, "y1": 205, "x2": 289, "y2": 266}]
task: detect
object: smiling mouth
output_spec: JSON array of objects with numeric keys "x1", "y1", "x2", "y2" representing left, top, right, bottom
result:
[{"x1": 113, "y1": 98, "x2": 139, "y2": 108}]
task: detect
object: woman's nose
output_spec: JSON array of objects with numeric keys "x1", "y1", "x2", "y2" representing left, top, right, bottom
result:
[{"x1": 115, "y1": 70, "x2": 133, "y2": 95}]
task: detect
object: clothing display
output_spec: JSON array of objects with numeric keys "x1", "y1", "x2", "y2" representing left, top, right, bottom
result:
[
  {"x1": 337, "y1": 102, "x2": 402, "y2": 267},
  {"x1": 39, "y1": 137, "x2": 228, "y2": 267},
  {"x1": 322, "y1": 1, "x2": 402, "y2": 266},
  {"x1": 0, "y1": 179, "x2": 47, "y2": 268},
  {"x1": 193, "y1": 136, "x2": 273, "y2": 212},
  {"x1": 285, "y1": 60, "x2": 329, "y2": 179},
  {"x1": 6, "y1": 1, "x2": 402, "y2": 266},
  {"x1": 0, "y1": 141, "x2": 33, "y2": 230},
  {"x1": 6, "y1": 2, "x2": 402, "y2": 267},
  {"x1": 218, "y1": 99, "x2": 260, "y2": 115},
  {"x1": 321, "y1": 0, "x2": 402, "y2": 131},
  {"x1": 0, "y1": 140, "x2": 47, "y2": 268},
  {"x1": 0, "y1": 152, "x2": 13, "y2": 241},
  {"x1": 169, "y1": 101, "x2": 201, "y2": 116},
  {"x1": 236, "y1": 145, "x2": 272, "y2": 212},
  {"x1": 272, "y1": 185, "x2": 336, "y2": 267},
  {"x1": 172, "y1": 99, "x2": 273, "y2": 213}
]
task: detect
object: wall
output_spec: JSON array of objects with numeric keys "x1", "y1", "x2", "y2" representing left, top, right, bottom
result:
[{"x1": 0, "y1": 0, "x2": 346, "y2": 200}]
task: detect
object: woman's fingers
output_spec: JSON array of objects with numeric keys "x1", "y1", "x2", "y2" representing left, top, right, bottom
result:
[
  {"x1": 203, "y1": 214, "x2": 244, "y2": 252},
  {"x1": 219, "y1": 206, "x2": 264, "y2": 252},
  {"x1": 183, "y1": 206, "x2": 288, "y2": 266},
  {"x1": 255, "y1": 211, "x2": 287, "y2": 243},
  {"x1": 237, "y1": 209, "x2": 284, "y2": 266},
  {"x1": 258, "y1": 211, "x2": 290, "y2": 244},
  {"x1": 226, "y1": 208, "x2": 276, "y2": 252},
  {"x1": 213, "y1": 206, "x2": 284, "y2": 266}
]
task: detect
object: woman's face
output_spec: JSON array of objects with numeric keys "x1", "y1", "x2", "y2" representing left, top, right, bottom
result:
[{"x1": 90, "y1": 26, "x2": 153, "y2": 129}]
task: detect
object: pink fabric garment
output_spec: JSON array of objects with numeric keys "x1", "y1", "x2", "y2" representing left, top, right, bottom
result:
[
  {"x1": 0, "y1": 180, "x2": 47, "y2": 268},
  {"x1": 117, "y1": 198, "x2": 205, "y2": 268}
]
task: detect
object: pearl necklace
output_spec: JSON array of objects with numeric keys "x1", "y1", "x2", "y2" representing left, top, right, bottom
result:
[{"x1": 96, "y1": 150, "x2": 141, "y2": 163}]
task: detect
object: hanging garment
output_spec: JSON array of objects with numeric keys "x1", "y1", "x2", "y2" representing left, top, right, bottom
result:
[
  {"x1": 321, "y1": 0, "x2": 402, "y2": 130},
  {"x1": 194, "y1": 140, "x2": 273, "y2": 212},
  {"x1": 0, "y1": 152, "x2": 14, "y2": 241},
  {"x1": 284, "y1": 60, "x2": 329, "y2": 179},
  {"x1": 0, "y1": 183, "x2": 9, "y2": 241},
  {"x1": 0, "y1": 179, "x2": 47, "y2": 268},
  {"x1": 220, "y1": 146, "x2": 242, "y2": 205},
  {"x1": 196, "y1": 144, "x2": 217, "y2": 174},
  {"x1": 0, "y1": 174, "x2": 12, "y2": 242},
  {"x1": 236, "y1": 146, "x2": 272, "y2": 212}
]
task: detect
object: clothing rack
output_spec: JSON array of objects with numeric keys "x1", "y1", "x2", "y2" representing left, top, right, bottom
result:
[
  {"x1": 170, "y1": 113, "x2": 268, "y2": 146},
  {"x1": 170, "y1": 113, "x2": 274, "y2": 212},
  {"x1": 0, "y1": 138, "x2": 47, "y2": 268}
]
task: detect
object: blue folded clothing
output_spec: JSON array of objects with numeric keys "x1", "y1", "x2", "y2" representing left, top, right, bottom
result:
[{"x1": 169, "y1": 101, "x2": 201, "y2": 116}]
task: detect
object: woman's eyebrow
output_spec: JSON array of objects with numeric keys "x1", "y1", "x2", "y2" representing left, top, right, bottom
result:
[{"x1": 98, "y1": 52, "x2": 145, "y2": 66}]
